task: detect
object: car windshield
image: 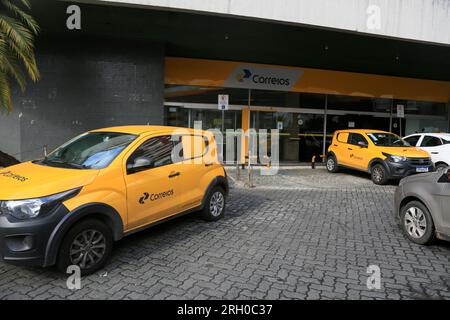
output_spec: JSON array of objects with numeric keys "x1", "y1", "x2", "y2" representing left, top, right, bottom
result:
[
  {"x1": 40, "y1": 132, "x2": 137, "y2": 169},
  {"x1": 366, "y1": 132, "x2": 410, "y2": 147}
]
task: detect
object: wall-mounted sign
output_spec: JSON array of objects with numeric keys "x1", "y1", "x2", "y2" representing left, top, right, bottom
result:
[
  {"x1": 348, "y1": 121, "x2": 355, "y2": 128},
  {"x1": 224, "y1": 65, "x2": 303, "y2": 92},
  {"x1": 218, "y1": 94, "x2": 229, "y2": 110},
  {"x1": 397, "y1": 104, "x2": 405, "y2": 118},
  {"x1": 277, "y1": 121, "x2": 283, "y2": 130}
]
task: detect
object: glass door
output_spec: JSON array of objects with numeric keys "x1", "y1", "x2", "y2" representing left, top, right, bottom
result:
[{"x1": 251, "y1": 110, "x2": 324, "y2": 163}]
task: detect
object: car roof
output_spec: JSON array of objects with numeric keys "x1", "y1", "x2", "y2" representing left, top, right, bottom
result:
[
  {"x1": 89, "y1": 125, "x2": 202, "y2": 135},
  {"x1": 405, "y1": 132, "x2": 450, "y2": 139},
  {"x1": 335, "y1": 129, "x2": 390, "y2": 134}
]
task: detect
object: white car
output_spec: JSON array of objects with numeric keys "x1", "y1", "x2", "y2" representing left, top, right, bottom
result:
[{"x1": 403, "y1": 133, "x2": 450, "y2": 170}]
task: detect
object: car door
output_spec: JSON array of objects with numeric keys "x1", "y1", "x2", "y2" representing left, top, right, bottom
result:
[
  {"x1": 174, "y1": 134, "x2": 209, "y2": 211},
  {"x1": 436, "y1": 172, "x2": 450, "y2": 236},
  {"x1": 124, "y1": 135, "x2": 183, "y2": 230},
  {"x1": 333, "y1": 132, "x2": 351, "y2": 166},
  {"x1": 419, "y1": 136, "x2": 443, "y2": 164},
  {"x1": 347, "y1": 133, "x2": 370, "y2": 170}
]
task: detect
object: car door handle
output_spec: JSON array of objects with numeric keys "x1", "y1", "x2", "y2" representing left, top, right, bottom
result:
[
  {"x1": 168, "y1": 172, "x2": 180, "y2": 178},
  {"x1": 348, "y1": 148, "x2": 353, "y2": 151},
  {"x1": 333, "y1": 144, "x2": 338, "y2": 147},
  {"x1": 205, "y1": 163, "x2": 214, "y2": 167}
]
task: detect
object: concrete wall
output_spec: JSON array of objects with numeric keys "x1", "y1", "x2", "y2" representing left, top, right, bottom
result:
[
  {"x1": 85, "y1": 0, "x2": 450, "y2": 45},
  {"x1": 0, "y1": 38, "x2": 164, "y2": 161}
]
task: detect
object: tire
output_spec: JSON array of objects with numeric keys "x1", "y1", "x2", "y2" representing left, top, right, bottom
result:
[
  {"x1": 400, "y1": 201, "x2": 436, "y2": 245},
  {"x1": 326, "y1": 155, "x2": 339, "y2": 173},
  {"x1": 56, "y1": 219, "x2": 113, "y2": 276},
  {"x1": 435, "y1": 163, "x2": 448, "y2": 171},
  {"x1": 201, "y1": 186, "x2": 226, "y2": 221},
  {"x1": 371, "y1": 164, "x2": 388, "y2": 185}
]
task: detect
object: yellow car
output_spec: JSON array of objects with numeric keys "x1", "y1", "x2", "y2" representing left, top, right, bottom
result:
[
  {"x1": 326, "y1": 129, "x2": 434, "y2": 185},
  {"x1": 0, "y1": 126, "x2": 228, "y2": 274}
]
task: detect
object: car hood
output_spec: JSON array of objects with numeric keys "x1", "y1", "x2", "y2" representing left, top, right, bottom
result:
[
  {"x1": 401, "y1": 170, "x2": 440, "y2": 185},
  {"x1": 380, "y1": 147, "x2": 429, "y2": 158},
  {"x1": 0, "y1": 162, "x2": 99, "y2": 200}
]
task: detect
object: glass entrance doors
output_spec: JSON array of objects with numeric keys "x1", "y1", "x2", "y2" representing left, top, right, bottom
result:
[{"x1": 251, "y1": 111, "x2": 324, "y2": 163}]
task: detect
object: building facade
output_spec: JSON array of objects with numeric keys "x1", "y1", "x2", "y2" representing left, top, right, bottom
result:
[{"x1": 2, "y1": 0, "x2": 450, "y2": 163}]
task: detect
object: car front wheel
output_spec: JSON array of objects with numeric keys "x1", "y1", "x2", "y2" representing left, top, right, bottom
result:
[
  {"x1": 326, "y1": 155, "x2": 339, "y2": 173},
  {"x1": 371, "y1": 164, "x2": 388, "y2": 185},
  {"x1": 201, "y1": 186, "x2": 226, "y2": 221},
  {"x1": 400, "y1": 201, "x2": 436, "y2": 245},
  {"x1": 57, "y1": 219, "x2": 113, "y2": 275}
]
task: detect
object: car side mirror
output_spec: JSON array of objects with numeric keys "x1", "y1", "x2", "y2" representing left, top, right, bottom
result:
[
  {"x1": 358, "y1": 141, "x2": 368, "y2": 148},
  {"x1": 127, "y1": 156, "x2": 153, "y2": 174}
]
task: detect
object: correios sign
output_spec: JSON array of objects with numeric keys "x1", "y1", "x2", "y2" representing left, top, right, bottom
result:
[{"x1": 224, "y1": 65, "x2": 303, "y2": 92}]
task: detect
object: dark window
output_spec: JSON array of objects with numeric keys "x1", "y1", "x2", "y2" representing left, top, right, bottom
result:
[
  {"x1": 421, "y1": 136, "x2": 442, "y2": 147},
  {"x1": 348, "y1": 133, "x2": 368, "y2": 146},
  {"x1": 403, "y1": 135, "x2": 421, "y2": 147},
  {"x1": 128, "y1": 135, "x2": 174, "y2": 170}
]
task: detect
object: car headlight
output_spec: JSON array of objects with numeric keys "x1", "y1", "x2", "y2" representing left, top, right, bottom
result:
[
  {"x1": 0, "y1": 188, "x2": 81, "y2": 220},
  {"x1": 383, "y1": 153, "x2": 407, "y2": 163}
]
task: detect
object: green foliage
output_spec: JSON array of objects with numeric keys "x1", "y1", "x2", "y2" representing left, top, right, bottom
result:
[{"x1": 0, "y1": 0, "x2": 39, "y2": 113}]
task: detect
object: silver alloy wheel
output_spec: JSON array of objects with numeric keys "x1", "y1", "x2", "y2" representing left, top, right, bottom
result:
[
  {"x1": 327, "y1": 158, "x2": 335, "y2": 171},
  {"x1": 372, "y1": 167, "x2": 383, "y2": 183},
  {"x1": 404, "y1": 206, "x2": 427, "y2": 239},
  {"x1": 210, "y1": 191, "x2": 224, "y2": 217},
  {"x1": 69, "y1": 229, "x2": 106, "y2": 269}
]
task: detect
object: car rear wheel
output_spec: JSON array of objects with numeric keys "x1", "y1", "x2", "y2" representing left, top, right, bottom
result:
[
  {"x1": 57, "y1": 219, "x2": 113, "y2": 275},
  {"x1": 400, "y1": 201, "x2": 436, "y2": 245},
  {"x1": 371, "y1": 164, "x2": 388, "y2": 185},
  {"x1": 326, "y1": 155, "x2": 339, "y2": 173},
  {"x1": 201, "y1": 186, "x2": 226, "y2": 221}
]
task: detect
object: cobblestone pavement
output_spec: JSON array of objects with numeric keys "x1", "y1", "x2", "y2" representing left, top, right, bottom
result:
[{"x1": 1, "y1": 168, "x2": 449, "y2": 300}]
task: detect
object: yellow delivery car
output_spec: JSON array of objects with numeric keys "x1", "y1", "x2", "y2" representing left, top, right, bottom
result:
[
  {"x1": 326, "y1": 129, "x2": 433, "y2": 184},
  {"x1": 0, "y1": 126, "x2": 228, "y2": 274}
]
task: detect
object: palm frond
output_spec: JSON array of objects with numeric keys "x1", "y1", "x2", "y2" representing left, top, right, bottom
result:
[
  {"x1": 0, "y1": 0, "x2": 39, "y2": 113},
  {"x1": 1, "y1": 0, "x2": 39, "y2": 35},
  {"x1": 0, "y1": 72, "x2": 13, "y2": 113}
]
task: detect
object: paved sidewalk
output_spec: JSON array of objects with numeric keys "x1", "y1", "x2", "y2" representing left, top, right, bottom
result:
[{"x1": 0, "y1": 169, "x2": 449, "y2": 300}]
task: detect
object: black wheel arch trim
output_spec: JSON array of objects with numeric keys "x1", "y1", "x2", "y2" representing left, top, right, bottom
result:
[
  {"x1": 201, "y1": 175, "x2": 229, "y2": 209},
  {"x1": 43, "y1": 202, "x2": 124, "y2": 267},
  {"x1": 368, "y1": 158, "x2": 390, "y2": 174}
]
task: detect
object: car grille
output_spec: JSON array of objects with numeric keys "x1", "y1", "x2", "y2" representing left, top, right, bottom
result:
[{"x1": 408, "y1": 157, "x2": 432, "y2": 166}]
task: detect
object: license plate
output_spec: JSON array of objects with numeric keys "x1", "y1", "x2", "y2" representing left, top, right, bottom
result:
[{"x1": 416, "y1": 167, "x2": 429, "y2": 173}]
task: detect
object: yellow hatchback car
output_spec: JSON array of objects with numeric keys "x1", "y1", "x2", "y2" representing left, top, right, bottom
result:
[
  {"x1": 0, "y1": 126, "x2": 228, "y2": 274},
  {"x1": 326, "y1": 129, "x2": 434, "y2": 185}
]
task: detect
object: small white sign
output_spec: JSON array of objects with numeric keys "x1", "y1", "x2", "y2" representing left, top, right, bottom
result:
[
  {"x1": 348, "y1": 121, "x2": 355, "y2": 128},
  {"x1": 397, "y1": 104, "x2": 405, "y2": 118},
  {"x1": 298, "y1": 119, "x2": 303, "y2": 126},
  {"x1": 218, "y1": 94, "x2": 229, "y2": 111},
  {"x1": 277, "y1": 121, "x2": 283, "y2": 130}
]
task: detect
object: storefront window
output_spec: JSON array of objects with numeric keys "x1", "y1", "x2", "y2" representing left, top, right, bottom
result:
[{"x1": 164, "y1": 84, "x2": 449, "y2": 163}]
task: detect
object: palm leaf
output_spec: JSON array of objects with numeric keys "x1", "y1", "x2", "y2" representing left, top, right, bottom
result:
[
  {"x1": 0, "y1": 0, "x2": 39, "y2": 112},
  {"x1": 0, "y1": 72, "x2": 13, "y2": 113}
]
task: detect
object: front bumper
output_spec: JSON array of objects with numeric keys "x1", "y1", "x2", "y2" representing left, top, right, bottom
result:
[
  {"x1": 385, "y1": 160, "x2": 434, "y2": 180},
  {"x1": 0, "y1": 204, "x2": 69, "y2": 267}
]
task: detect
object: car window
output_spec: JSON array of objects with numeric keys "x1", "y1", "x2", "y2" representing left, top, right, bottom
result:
[
  {"x1": 127, "y1": 135, "x2": 174, "y2": 171},
  {"x1": 43, "y1": 132, "x2": 137, "y2": 169},
  {"x1": 348, "y1": 133, "x2": 368, "y2": 146},
  {"x1": 403, "y1": 135, "x2": 421, "y2": 146},
  {"x1": 366, "y1": 132, "x2": 410, "y2": 147},
  {"x1": 337, "y1": 132, "x2": 349, "y2": 143},
  {"x1": 421, "y1": 136, "x2": 442, "y2": 147}
]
